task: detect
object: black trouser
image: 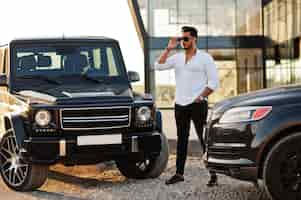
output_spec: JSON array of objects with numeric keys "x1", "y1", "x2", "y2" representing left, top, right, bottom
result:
[
  {"x1": 174, "y1": 101, "x2": 217, "y2": 179},
  {"x1": 175, "y1": 101, "x2": 207, "y2": 175}
]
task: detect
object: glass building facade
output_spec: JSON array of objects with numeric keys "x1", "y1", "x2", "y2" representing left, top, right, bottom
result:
[{"x1": 130, "y1": 0, "x2": 301, "y2": 108}]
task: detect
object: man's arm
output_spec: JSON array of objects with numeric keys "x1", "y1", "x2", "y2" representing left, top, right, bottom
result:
[
  {"x1": 157, "y1": 48, "x2": 173, "y2": 64},
  {"x1": 195, "y1": 55, "x2": 219, "y2": 103},
  {"x1": 152, "y1": 38, "x2": 178, "y2": 71},
  {"x1": 195, "y1": 87, "x2": 214, "y2": 103}
]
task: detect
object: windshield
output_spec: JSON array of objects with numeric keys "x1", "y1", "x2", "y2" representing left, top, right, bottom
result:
[{"x1": 12, "y1": 43, "x2": 127, "y2": 91}]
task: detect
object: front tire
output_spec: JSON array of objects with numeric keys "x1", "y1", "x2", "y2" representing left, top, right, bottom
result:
[
  {"x1": 263, "y1": 132, "x2": 301, "y2": 200},
  {"x1": 116, "y1": 133, "x2": 169, "y2": 179},
  {"x1": 0, "y1": 130, "x2": 48, "y2": 191}
]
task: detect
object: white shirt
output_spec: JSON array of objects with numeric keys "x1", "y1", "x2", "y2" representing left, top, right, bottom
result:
[{"x1": 153, "y1": 49, "x2": 219, "y2": 106}]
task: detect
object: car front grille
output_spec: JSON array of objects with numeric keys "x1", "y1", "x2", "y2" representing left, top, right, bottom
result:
[{"x1": 60, "y1": 106, "x2": 131, "y2": 130}]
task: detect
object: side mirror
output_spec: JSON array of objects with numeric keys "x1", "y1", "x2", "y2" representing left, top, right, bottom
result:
[
  {"x1": 0, "y1": 74, "x2": 8, "y2": 87},
  {"x1": 128, "y1": 71, "x2": 140, "y2": 82}
]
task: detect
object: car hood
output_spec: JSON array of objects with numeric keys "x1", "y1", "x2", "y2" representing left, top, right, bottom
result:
[
  {"x1": 15, "y1": 84, "x2": 134, "y2": 105},
  {"x1": 213, "y1": 84, "x2": 301, "y2": 114}
]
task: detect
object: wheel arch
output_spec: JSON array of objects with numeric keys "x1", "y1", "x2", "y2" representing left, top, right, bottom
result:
[
  {"x1": 0, "y1": 116, "x2": 10, "y2": 141},
  {"x1": 155, "y1": 109, "x2": 162, "y2": 133},
  {"x1": 4, "y1": 116, "x2": 12, "y2": 130},
  {"x1": 257, "y1": 125, "x2": 301, "y2": 178},
  {"x1": 2, "y1": 113, "x2": 27, "y2": 148}
]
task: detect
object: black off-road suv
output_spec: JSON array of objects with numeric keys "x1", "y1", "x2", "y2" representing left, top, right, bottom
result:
[{"x1": 0, "y1": 37, "x2": 169, "y2": 191}]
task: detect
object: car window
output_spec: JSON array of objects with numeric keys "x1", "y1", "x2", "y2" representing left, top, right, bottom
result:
[
  {"x1": 0, "y1": 48, "x2": 5, "y2": 73},
  {"x1": 37, "y1": 52, "x2": 61, "y2": 70},
  {"x1": 93, "y1": 48, "x2": 102, "y2": 70},
  {"x1": 14, "y1": 45, "x2": 123, "y2": 78},
  {"x1": 17, "y1": 52, "x2": 62, "y2": 71},
  {"x1": 107, "y1": 47, "x2": 119, "y2": 76}
]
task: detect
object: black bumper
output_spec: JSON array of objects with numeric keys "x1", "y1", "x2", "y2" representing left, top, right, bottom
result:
[
  {"x1": 203, "y1": 152, "x2": 258, "y2": 181},
  {"x1": 204, "y1": 120, "x2": 260, "y2": 182},
  {"x1": 21, "y1": 132, "x2": 162, "y2": 165}
]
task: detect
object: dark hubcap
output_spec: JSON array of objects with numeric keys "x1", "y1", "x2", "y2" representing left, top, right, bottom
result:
[
  {"x1": 136, "y1": 159, "x2": 152, "y2": 172},
  {"x1": 280, "y1": 152, "x2": 301, "y2": 198}
]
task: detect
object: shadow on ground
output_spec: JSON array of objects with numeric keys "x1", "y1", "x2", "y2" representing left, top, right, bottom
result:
[{"x1": 0, "y1": 158, "x2": 271, "y2": 200}]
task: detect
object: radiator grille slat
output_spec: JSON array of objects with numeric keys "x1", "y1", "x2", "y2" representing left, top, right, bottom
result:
[{"x1": 60, "y1": 107, "x2": 131, "y2": 130}]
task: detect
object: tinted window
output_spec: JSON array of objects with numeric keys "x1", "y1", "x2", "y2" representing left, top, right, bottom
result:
[
  {"x1": 14, "y1": 44, "x2": 124, "y2": 78},
  {"x1": 0, "y1": 48, "x2": 4, "y2": 73}
]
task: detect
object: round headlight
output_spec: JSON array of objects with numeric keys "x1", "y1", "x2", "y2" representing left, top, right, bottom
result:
[
  {"x1": 136, "y1": 106, "x2": 151, "y2": 122},
  {"x1": 35, "y1": 110, "x2": 51, "y2": 127}
]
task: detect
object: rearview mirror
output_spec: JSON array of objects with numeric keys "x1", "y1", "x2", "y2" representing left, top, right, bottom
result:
[
  {"x1": 128, "y1": 71, "x2": 140, "y2": 82},
  {"x1": 0, "y1": 74, "x2": 8, "y2": 87}
]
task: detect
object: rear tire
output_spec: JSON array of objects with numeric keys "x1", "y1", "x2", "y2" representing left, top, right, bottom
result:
[
  {"x1": 263, "y1": 132, "x2": 301, "y2": 200},
  {"x1": 0, "y1": 130, "x2": 48, "y2": 191},
  {"x1": 116, "y1": 133, "x2": 169, "y2": 179}
]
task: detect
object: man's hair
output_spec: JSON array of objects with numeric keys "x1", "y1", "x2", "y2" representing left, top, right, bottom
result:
[{"x1": 181, "y1": 26, "x2": 198, "y2": 38}]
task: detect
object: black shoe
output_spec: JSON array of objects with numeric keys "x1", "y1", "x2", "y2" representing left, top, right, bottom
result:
[
  {"x1": 206, "y1": 177, "x2": 218, "y2": 187},
  {"x1": 165, "y1": 174, "x2": 184, "y2": 185}
]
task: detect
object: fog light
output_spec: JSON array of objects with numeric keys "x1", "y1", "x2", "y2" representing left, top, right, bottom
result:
[{"x1": 213, "y1": 143, "x2": 247, "y2": 148}]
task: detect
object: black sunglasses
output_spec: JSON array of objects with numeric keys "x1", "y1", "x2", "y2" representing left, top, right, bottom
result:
[{"x1": 177, "y1": 37, "x2": 190, "y2": 42}]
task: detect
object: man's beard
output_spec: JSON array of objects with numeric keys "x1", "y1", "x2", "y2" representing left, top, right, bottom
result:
[{"x1": 184, "y1": 45, "x2": 192, "y2": 50}]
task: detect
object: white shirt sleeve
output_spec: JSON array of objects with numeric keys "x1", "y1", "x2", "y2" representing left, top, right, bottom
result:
[
  {"x1": 152, "y1": 54, "x2": 178, "y2": 71},
  {"x1": 205, "y1": 54, "x2": 219, "y2": 91}
]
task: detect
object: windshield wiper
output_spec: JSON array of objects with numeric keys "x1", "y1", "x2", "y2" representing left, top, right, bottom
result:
[
  {"x1": 17, "y1": 75, "x2": 62, "y2": 85},
  {"x1": 81, "y1": 74, "x2": 106, "y2": 84}
]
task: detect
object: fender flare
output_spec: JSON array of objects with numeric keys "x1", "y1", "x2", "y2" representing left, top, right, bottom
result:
[
  {"x1": 3, "y1": 113, "x2": 27, "y2": 148},
  {"x1": 252, "y1": 108, "x2": 301, "y2": 149},
  {"x1": 155, "y1": 110, "x2": 163, "y2": 133},
  {"x1": 251, "y1": 107, "x2": 301, "y2": 178}
]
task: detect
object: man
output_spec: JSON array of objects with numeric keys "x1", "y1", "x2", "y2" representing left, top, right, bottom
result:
[{"x1": 152, "y1": 26, "x2": 219, "y2": 186}]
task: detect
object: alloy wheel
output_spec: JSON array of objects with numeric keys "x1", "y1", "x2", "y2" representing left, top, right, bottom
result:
[
  {"x1": 280, "y1": 152, "x2": 301, "y2": 198},
  {"x1": 0, "y1": 130, "x2": 29, "y2": 187}
]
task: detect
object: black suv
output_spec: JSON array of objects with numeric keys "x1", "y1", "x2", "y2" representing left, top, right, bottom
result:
[
  {"x1": 0, "y1": 37, "x2": 169, "y2": 191},
  {"x1": 204, "y1": 85, "x2": 301, "y2": 200}
]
